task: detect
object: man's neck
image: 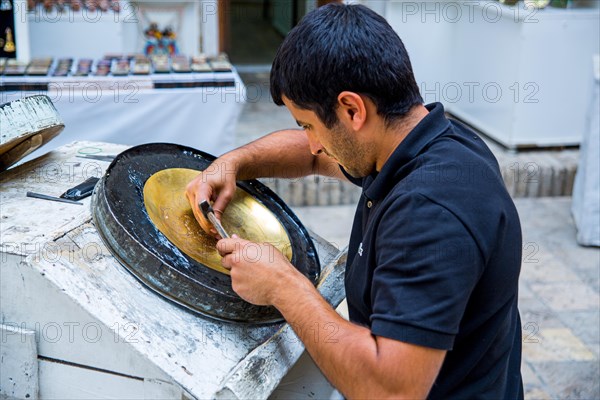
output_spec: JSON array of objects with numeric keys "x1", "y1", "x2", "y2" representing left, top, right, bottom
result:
[{"x1": 375, "y1": 104, "x2": 429, "y2": 171}]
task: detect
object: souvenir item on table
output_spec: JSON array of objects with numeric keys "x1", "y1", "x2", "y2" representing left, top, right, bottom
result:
[
  {"x1": 127, "y1": 53, "x2": 145, "y2": 61},
  {"x1": 52, "y1": 58, "x2": 73, "y2": 77},
  {"x1": 524, "y1": 0, "x2": 551, "y2": 7},
  {"x1": 151, "y1": 55, "x2": 170, "y2": 73},
  {"x1": 52, "y1": 69, "x2": 69, "y2": 77},
  {"x1": 191, "y1": 55, "x2": 212, "y2": 73},
  {"x1": 53, "y1": 0, "x2": 66, "y2": 12},
  {"x1": 0, "y1": 0, "x2": 13, "y2": 11},
  {"x1": 97, "y1": 0, "x2": 109, "y2": 11},
  {"x1": 171, "y1": 55, "x2": 190, "y2": 73},
  {"x1": 104, "y1": 53, "x2": 123, "y2": 61},
  {"x1": 73, "y1": 58, "x2": 93, "y2": 76},
  {"x1": 0, "y1": 1, "x2": 16, "y2": 57},
  {"x1": 1, "y1": 53, "x2": 234, "y2": 81},
  {"x1": 26, "y1": 58, "x2": 53, "y2": 76},
  {"x1": 3, "y1": 59, "x2": 26, "y2": 76},
  {"x1": 56, "y1": 58, "x2": 73, "y2": 66},
  {"x1": 94, "y1": 59, "x2": 111, "y2": 76},
  {"x1": 208, "y1": 53, "x2": 233, "y2": 72},
  {"x1": 132, "y1": 55, "x2": 151, "y2": 75},
  {"x1": 144, "y1": 22, "x2": 161, "y2": 56},
  {"x1": 144, "y1": 23, "x2": 180, "y2": 56},
  {"x1": 111, "y1": 58, "x2": 130, "y2": 76},
  {"x1": 3, "y1": 27, "x2": 15, "y2": 53},
  {"x1": 161, "y1": 27, "x2": 178, "y2": 56},
  {"x1": 27, "y1": 0, "x2": 120, "y2": 12}
]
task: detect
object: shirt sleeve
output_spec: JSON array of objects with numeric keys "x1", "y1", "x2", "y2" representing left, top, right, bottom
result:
[{"x1": 370, "y1": 192, "x2": 484, "y2": 350}]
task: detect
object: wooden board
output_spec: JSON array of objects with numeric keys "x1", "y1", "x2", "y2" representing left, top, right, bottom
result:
[
  {"x1": 0, "y1": 324, "x2": 39, "y2": 399},
  {"x1": 0, "y1": 95, "x2": 64, "y2": 171}
]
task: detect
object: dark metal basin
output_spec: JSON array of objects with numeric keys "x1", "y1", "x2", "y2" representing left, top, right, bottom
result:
[{"x1": 91, "y1": 143, "x2": 320, "y2": 323}]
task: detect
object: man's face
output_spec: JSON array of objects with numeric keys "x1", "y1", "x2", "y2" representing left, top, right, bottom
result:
[{"x1": 282, "y1": 97, "x2": 373, "y2": 178}]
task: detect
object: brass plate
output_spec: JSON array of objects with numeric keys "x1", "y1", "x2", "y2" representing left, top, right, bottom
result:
[{"x1": 143, "y1": 168, "x2": 293, "y2": 275}]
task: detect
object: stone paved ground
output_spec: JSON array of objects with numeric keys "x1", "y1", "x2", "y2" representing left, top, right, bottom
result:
[
  {"x1": 235, "y1": 73, "x2": 600, "y2": 399},
  {"x1": 516, "y1": 198, "x2": 599, "y2": 400}
]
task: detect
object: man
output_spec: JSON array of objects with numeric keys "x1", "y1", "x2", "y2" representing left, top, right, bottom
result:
[{"x1": 187, "y1": 4, "x2": 523, "y2": 399}]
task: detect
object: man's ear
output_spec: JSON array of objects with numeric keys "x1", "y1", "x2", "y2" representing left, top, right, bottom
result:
[{"x1": 337, "y1": 91, "x2": 367, "y2": 130}]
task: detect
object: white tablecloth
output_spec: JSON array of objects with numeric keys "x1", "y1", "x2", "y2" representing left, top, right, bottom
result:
[{"x1": 2, "y1": 74, "x2": 245, "y2": 163}]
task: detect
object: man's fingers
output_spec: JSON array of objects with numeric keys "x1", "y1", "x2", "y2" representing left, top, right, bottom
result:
[
  {"x1": 217, "y1": 237, "x2": 245, "y2": 256},
  {"x1": 185, "y1": 174, "x2": 215, "y2": 211},
  {"x1": 184, "y1": 188, "x2": 197, "y2": 214},
  {"x1": 185, "y1": 175, "x2": 207, "y2": 203},
  {"x1": 220, "y1": 254, "x2": 233, "y2": 271},
  {"x1": 212, "y1": 188, "x2": 235, "y2": 221},
  {"x1": 216, "y1": 239, "x2": 231, "y2": 257},
  {"x1": 193, "y1": 172, "x2": 214, "y2": 203}
]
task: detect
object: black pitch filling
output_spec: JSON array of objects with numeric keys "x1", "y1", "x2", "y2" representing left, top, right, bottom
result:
[{"x1": 92, "y1": 143, "x2": 320, "y2": 323}]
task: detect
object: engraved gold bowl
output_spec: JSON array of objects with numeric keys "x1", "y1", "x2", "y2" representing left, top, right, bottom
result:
[{"x1": 143, "y1": 168, "x2": 293, "y2": 275}]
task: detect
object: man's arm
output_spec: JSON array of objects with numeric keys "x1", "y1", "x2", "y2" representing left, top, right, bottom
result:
[
  {"x1": 219, "y1": 129, "x2": 345, "y2": 181},
  {"x1": 186, "y1": 129, "x2": 346, "y2": 229},
  {"x1": 217, "y1": 239, "x2": 446, "y2": 399}
]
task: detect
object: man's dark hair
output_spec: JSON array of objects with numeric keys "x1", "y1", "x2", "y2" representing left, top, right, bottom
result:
[{"x1": 270, "y1": 3, "x2": 423, "y2": 128}]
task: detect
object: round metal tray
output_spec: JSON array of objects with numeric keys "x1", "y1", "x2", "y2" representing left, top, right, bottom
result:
[{"x1": 92, "y1": 143, "x2": 320, "y2": 323}]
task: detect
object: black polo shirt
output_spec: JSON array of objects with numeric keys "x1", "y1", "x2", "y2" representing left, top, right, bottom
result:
[{"x1": 342, "y1": 103, "x2": 524, "y2": 399}]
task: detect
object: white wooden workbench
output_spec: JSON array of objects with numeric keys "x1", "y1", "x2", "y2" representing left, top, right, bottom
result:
[{"x1": 0, "y1": 141, "x2": 346, "y2": 399}]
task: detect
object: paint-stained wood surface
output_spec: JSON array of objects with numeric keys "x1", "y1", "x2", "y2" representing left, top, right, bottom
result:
[
  {"x1": 0, "y1": 324, "x2": 39, "y2": 399},
  {"x1": 0, "y1": 141, "x2": 347, "y2": 399},
  {"x1": 0, "y1": 95, "x2": 65, "y2": 171}
]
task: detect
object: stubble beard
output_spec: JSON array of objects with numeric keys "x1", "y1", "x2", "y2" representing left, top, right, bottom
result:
[{"x1": 327, "y1": 122, "x2": 372, "y2": 178}]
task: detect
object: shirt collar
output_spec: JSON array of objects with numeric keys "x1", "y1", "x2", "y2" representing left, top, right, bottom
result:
[{"x1": 363, "y1": 102, "x2": 451, "y2": 201}]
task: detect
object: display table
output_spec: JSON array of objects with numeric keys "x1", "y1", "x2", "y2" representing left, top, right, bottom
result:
[
  {"x1": 0, "y1": 71, "x2": 244, "y2": 164},
  {"x1": 0, "y1": 141, "x2": 346, "y2": 399}
]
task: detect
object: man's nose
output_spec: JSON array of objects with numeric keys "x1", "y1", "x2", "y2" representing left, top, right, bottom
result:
[{"x1": 306, "y1": 132, "x2": 324, "y2": 155}]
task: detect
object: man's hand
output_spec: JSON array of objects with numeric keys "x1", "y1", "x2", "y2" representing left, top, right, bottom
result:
[
  {"x1": 185, "y1": 159, "x2": 238, "y2": 235},
  {"x1": 216, "y1": 235, "x2": 309, "y2": 306},
  {"x1": 184, "y1": 130, "x2": 346, "y2": 236}
]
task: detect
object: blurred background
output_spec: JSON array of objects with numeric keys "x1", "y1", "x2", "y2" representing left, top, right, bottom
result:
[{"x1": 1, "y1": 1, "x2": 598, "y2": 399}]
